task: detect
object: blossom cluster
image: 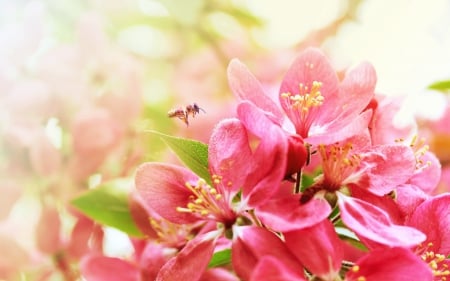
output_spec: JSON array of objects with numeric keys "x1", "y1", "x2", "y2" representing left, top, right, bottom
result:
[{"x1": 122, "y1": 48, "x2": 450, "y2": 281}]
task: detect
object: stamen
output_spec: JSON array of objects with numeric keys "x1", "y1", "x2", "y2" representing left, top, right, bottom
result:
[
  {"x1": 317, "y1": 142, "x2": 361, "y2": 190},
  {"x1": 280, "y1": 80, "x2": 324, "y2": 135},
  {"x1": 409, "y1": 135, "x2": 431, "y2": 170},
  {"x1": 149, "y1": 217, "x2": 192, "y2": 247},
  {"x1": 419, "y1": 243, "x2": 450, "y2": 279},
  {"x1": 176, "y1": 177, "x2": 235, "y2": 223}
]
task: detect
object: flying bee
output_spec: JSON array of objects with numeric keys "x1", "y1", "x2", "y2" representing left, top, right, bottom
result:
[{"x1": 168, "y1": 103, "x2": 205, "y2": 126}]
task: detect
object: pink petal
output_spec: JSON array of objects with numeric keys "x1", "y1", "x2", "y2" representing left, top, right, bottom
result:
[
  {"x1": 406, "y1": 193, "x2": 450, "y2": 255},
  {"x1": 337, "y1": 193, "x2": 426, "y2": 248},
  {"x1": 227, "y1": 59, "x2": 284, "y2": 124},
  {"x1": 305, "y1": 109, "x2": 372, "y2": 145},
  {"x1": 284, "y1": 220, "x2": 343, "y2": 280},
  {"x1": 350, "y1": 185, "x2": 404, "y2": 225},
  {"x1": 135, "y1": 163, "x2": 200, "y2": 224},
  {"x1": 395, "y1": 184, "x2": 429, "y2": 219},
  {"x1": 138, "y1": 243, "x2": 171, "y2": 280},
  {"x1": 200, "y1": 268, "x2": 240, "y2": 281},
  {"x1": 209, "y1": 118, "x2": 252, "y2": 197},
  {"x1": 36, "y1": 206, "x2": 62, "y2": 254},
  {"x1": 128, "y1": 193, "x2": 158, "y2": 238},
  {"x1": 237, "y1": 102, "x2": 287, "y2": 207},
  {"x1": 250, "y1": 256, "x2": 306, "y2": 281},
  {"x1": 232, "y1": 226, "x2": 303, "y2": 281},
  {"x1": 346, "y1": 247, "x2": 432, "y2": 281},
  {"x1": 362, "y1": 144, "x2": 416, "y2": 195},
  {"x1": 256, "y1": 195, "x2": 331, "y2": 232},
  {"x1": 279, "y1": 48, "x2": 339, "y2": 131},
  {"x1": 156, "y1": 231, "x2": 218, "y2": 281},
  {"x1": 66, "y1": 216, "x2": 96, "y2": 259},
  {"x1": 80, "y1": 255, "x2": 139, "y2": 281},
  {"x1": 334, "y1": 62, "x2": 377, "y2": 123},
  {"x1": 407, "y1": 151, "x2": 441, "y2": 194},
  {"x1": 369, "y1": 95, "x2": 417, "y2": 145}
]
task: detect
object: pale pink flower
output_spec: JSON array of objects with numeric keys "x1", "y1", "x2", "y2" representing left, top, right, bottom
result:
[{"x1": 228, "y1": 47, "x2": 376, "y2": 145}]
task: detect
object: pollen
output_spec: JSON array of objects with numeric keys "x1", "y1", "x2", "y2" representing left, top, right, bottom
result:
[
  {"x1": 417, "y1": 243, "x2": 450, "y2": 280},
  {"x1": 408, "y1": 135, "x2": 432, "y2": 170},
  {"x1": 350, "y1": 265, "x2": 367, "y2": 281},
  {"x1": 149, "y1": 217, "x2": 192, "y2": 247},
  {"x1": 318, "y1": 142, "x2": 361, "y2": 190},
  {"x1": 176, "y1": 177, "x2": 234, "y2": 222},
  {"x1": 421, "y1": 249, "x2": 450, "y2": 280},
  {"x1": 280, "y1": 81, "x2": 324, "y2": 133}
]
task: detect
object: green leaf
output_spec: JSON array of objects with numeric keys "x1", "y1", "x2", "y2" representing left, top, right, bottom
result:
[
  {"x1": 71, "y1": 179, "x2": 144, "y2": 237},
  {"x1": 428, "y1": 79, "x2": 450, "y2": 92},
  {"x1": 148, "y1": 130, "x2": 211, "y2": 184},
  {"x1": 208, "y1": 248, "x2": 231, "y2": 268}
]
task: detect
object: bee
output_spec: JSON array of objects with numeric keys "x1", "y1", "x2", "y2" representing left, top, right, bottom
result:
[{"x1": 168, "y1": 103, "x2": 205, "y2": 126}]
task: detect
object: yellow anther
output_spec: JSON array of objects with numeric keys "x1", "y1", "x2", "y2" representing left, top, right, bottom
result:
[{"x1": 352, "y1": 265, "x2": 360, "y2": 272}]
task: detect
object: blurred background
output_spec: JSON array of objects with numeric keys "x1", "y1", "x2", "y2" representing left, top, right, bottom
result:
[{"x1": 1, "y1": 0, "x2": 450, "y2": 280}]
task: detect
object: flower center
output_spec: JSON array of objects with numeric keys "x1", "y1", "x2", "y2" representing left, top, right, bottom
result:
[
  {"x1": 318, "y1": 142, "x2": 362, "y2": 190},
  {"x1": 281, "y1": 81, "x2": 324, "y2": 137},
  {"x1": 176, "y1": 177, "x2": 235, "y2": 224},
  {"x1": 419, "y1": 243, "x2": 450, "y2": 280}
]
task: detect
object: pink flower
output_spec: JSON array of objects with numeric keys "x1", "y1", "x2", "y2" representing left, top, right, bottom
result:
[
  {"x1": 135, "y1": 117, "x2": 286, "y2": 224},
  {"x1": 135, "y1": 118, "x2": 287, "y2": 278},
  {"x1": 228, "y1": 47, "x2": 376, "y2": 145}
]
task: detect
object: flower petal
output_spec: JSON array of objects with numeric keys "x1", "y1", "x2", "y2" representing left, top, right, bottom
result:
[
  {"x1": 256, "y1": 195, "x2": 331, "y2": 232},
  {"x1": 250, "y1": 256, "x2": 306, "y2": 281},
  {"x1": 156, "y1": 231, "x2": 218, "y2": 281},
  {"x1": 334, "y1": 62, "x2": 377, "y2": 123},
  {"x1": 209, "y1": 118, "x2": 252, "y2": 198},
  {"x1": 284, "y1": 220, "x2": 343, "y2": 280},
  {"x1": 362, "y1": 144, "x2": 416, "y2": 195},
  {"x1": 80, "y1": 255, "x2": 139, "y2": 281},
  {"x1": 135, "y1": 162, "x2": 200, "y2": 224},
  {"x1": 228, "y1": 59, "x2": 284, "y2": 124},
  {"x1": 306, "y1": 109, "x2": 372, "y2": 145},
  {"x1": 346, "y1": 247, "x2": 432, "y2": 281},
  {"x1": 406, "y1": 193, "x2": 450, "y2": 255},
  {"x1": 407, "y1": 151, "x2": 441, "y2": 194},
  {"x1": 338, "y1": 193, "x2": 426, "y2": 248},
  {"x1": 237, "y1": 101, "x2": 288, "y2": 207},
  {"x1": 232, "y1": 226, "x2": 303, "y2": 281}
]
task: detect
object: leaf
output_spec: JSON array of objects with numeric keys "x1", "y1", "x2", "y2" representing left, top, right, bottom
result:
[
  {"x1": 208, "y1": 249, "x2": 231, "y2": 268},
  {"x1": 148, "y1": 130, "x2": 211, "y2": 184},
  {"x1": 71, "y1": 179, "x2": 144, "y2": 237},
  {"x1": 428, "y1": 79, "x2": 450, "y2": 92}
]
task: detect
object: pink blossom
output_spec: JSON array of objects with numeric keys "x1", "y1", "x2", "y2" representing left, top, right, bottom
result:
[{"x1": 228, "y1": 47, "x2": 376, "y2": 145}]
